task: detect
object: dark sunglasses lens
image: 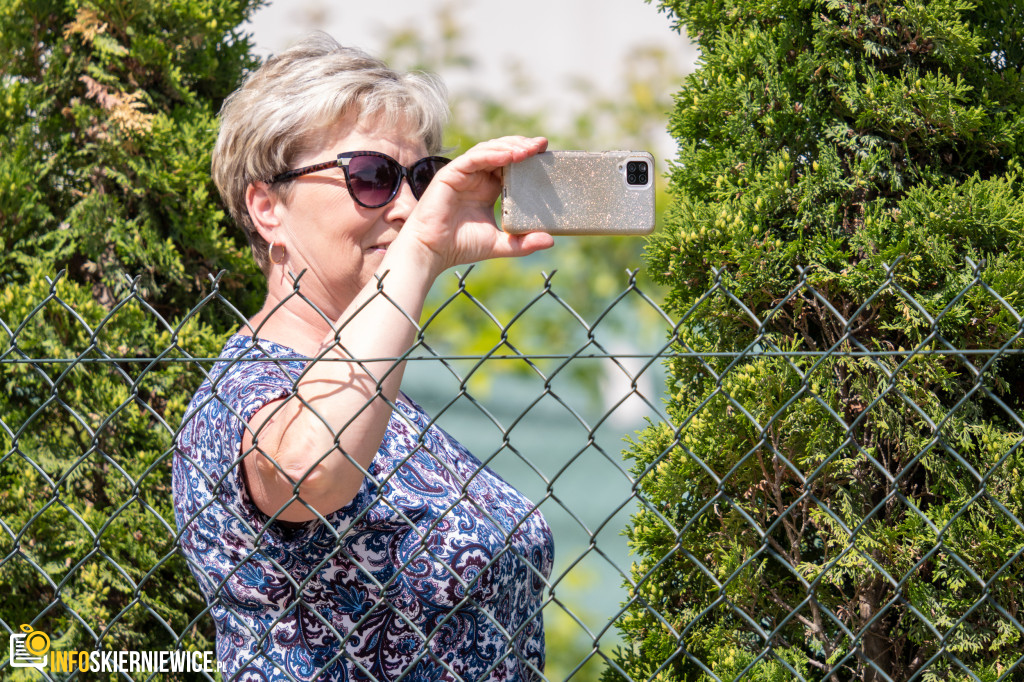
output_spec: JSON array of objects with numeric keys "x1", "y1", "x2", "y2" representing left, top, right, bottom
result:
[
  {"x1": 348, "y1": 156, "x2": 401, "y2": 207},
  {"x1": 409, "y1": 157, "x2": 449, "y2": 198}
]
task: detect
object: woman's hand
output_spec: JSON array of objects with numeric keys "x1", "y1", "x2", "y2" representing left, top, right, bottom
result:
[{"x1": 395, "y1": 136, "x2": 555, "y2": 277}]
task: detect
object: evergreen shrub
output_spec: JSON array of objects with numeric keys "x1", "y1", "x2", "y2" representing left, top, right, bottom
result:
[{"x1": 612, "y1": 0, "x2": 1024, "y2": 679}]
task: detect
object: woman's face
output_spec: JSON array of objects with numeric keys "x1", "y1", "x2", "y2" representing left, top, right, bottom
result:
[{"x1": 270, "y1": 119, "x2": 429, "y2": 313}]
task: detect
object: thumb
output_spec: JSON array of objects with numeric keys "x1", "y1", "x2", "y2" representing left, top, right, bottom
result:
[{"x1": 495, "y1": 231, "x2": 555, "y2": 258}]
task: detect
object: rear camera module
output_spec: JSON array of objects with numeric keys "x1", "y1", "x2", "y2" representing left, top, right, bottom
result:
[{"x1": 626, "y1": 160, "x2": 649, "y2": 186}]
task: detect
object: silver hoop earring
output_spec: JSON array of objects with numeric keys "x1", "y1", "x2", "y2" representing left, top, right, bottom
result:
[{"x1": 269, "y1": 242, "x2": 286, "y2": 265}]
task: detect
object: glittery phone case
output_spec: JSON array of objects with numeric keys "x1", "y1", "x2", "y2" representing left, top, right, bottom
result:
[{"x1": 501, "y1": 151, "x2": 655, "y2": 235}]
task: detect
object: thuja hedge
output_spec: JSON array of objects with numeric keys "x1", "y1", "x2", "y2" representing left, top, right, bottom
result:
[
  {"x1": 0, "y1": 0, "x2": 264, "y2": 672},
  {"x1": 612, "y1": 0, "x2": 1024, "y2": 680}
]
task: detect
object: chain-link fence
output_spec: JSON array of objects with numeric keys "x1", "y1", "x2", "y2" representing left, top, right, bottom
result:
[{"x1": 2, "y1": 264, "x2": 1022, "y2": 681}]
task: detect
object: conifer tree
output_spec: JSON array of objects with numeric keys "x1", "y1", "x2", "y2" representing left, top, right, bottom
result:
[
  {"x1": 613, "y1": 0, "x2": 1024, "y2": 679},
  {"x1": 1, "y1": 0, "x2": 263, "y2": 667}
]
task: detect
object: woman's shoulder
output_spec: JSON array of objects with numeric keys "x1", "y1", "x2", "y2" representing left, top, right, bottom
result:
[
  {"x1": 178, "y1": 332, "x2": 307, "y2": 433},
  {"x1": 203, "y1": 333, "x2": 303, "y2": 394},
  {"x1": 212, "y1": 332, "x2": 307, "y2": 377},
  {"x1": 219, "y1": 332, "x2": 306, "y2": 360}
]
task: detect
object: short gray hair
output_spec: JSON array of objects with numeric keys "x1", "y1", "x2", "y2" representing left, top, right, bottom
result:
[{"x1": 212, "y1": 32, "x2": 450, "y2": 272}]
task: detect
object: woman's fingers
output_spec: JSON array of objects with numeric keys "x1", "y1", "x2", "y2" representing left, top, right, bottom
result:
[
  {"x1": 439, "y1": 136, "x2": 548, "y2": 187},
  {"x1": 399, "y1": 135, "x2": 553, "y2": 272},
  {"x1": 410, "y1": 136, "x2": 544, "y2": 223}
]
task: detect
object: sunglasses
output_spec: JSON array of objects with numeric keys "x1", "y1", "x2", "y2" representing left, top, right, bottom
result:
[{"x1": 270, "y1": 151, "x2": 451, "y2": 208}]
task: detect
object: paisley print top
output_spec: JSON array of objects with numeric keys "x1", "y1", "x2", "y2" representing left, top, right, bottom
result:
[{"x1": 173, "y1": 334, "x2": 553, "y2": 682}]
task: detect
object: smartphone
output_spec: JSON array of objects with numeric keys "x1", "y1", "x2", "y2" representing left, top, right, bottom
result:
[{"x1": 501, "y1": 150, "x2": 656, "y2": 235}]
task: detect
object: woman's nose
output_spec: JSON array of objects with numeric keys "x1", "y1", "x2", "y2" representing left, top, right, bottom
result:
[{"x1": 386, "y1": 178, "x2": 418, "y2": 221}]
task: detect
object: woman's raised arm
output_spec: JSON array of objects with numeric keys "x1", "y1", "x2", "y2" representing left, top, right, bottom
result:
[{"x1": 241, "y1": 136, "x2": 553, "y2": 522}]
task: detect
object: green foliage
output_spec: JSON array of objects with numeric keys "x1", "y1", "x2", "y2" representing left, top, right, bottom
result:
[
  {"x1": 1, "y1": 0, "x2": 264, "y2": 312},
  {"x1": 612, "y1": 0, "x2": 1024, "y2": 679},
  {"x1": 1, "y1": 0, "x2": 263, "y2": 672}
]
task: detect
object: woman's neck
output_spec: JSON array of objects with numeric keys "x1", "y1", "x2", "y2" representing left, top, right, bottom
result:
[{"x1": 245, "y1": 286, "x2": 343, "y2": 357}]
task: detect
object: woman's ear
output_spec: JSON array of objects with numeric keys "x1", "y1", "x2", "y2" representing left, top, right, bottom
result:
[{"x1": 246, "y1": 182, "x2": 283, "y2": 245}]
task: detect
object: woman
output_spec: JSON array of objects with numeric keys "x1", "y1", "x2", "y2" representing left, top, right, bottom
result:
[{"x1": 172, "y1": 33, "x2": 555, "y2": 682}]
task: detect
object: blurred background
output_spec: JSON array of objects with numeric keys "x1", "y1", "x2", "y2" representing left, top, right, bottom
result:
[
  {"x1": 247, "y1": 3, "x2": 698, "y2": 678},
  {"x1": 245, "y1": 0, "x2": 697, "y2": 163}
]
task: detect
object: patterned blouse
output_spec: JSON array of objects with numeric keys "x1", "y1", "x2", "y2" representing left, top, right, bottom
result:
[{"x1": 173, "y1": 334, "x2": 553, "y2": 682}]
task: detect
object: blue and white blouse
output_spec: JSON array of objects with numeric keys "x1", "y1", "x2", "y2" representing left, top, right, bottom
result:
[{"x1": 173, "y1": 334, "x2": 553, "y2": 681}]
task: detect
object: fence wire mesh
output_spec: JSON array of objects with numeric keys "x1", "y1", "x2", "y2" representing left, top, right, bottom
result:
[{"x1": 1, "y1": 263, "x2": 1022, "y2": 681}]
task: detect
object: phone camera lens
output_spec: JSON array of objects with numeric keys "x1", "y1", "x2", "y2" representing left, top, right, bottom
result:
[{"x1": 626, "y1": 161, "x2": 649, "y2": 186}]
